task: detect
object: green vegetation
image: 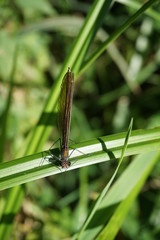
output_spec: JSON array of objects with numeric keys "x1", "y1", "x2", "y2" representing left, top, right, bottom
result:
[{"x1": 0, "y1": 0, "x2": 160, "y2": 239}]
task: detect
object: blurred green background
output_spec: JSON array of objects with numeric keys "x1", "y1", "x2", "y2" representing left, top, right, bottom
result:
[{"x1": 0, "y1": 0, "x2": 160, "y2": 239}]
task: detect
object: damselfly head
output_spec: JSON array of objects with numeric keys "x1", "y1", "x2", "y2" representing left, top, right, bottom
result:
[{"x1": 60, "y1": 160, "x2": 71, "y2": 169}]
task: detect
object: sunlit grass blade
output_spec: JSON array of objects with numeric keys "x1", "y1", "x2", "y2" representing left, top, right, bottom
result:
[
  {"x1": 76, "y1": 119, "x2": 133, "y2": 239},
  {"x1": 1, "y1": 124, "x2": 160, "y2": 191}
]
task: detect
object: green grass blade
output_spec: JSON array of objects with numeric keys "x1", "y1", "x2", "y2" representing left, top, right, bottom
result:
[
  {"x1": 76, "y1": 119, "x2": 133, "y2": 239},
  {"x1": 1, "y1": 125, "x2": 160, "y2": 191},
  {"x1": 79, "y1": 150, "x2": 160, "y2": 240}
]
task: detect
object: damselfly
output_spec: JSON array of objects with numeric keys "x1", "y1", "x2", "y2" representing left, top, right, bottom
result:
[
  {"x1": 58, "y1": 67, "x2": 74, "y2": 168},
  {"x1": 45, "y1": 67, "x2": 74, "y2": 169}
]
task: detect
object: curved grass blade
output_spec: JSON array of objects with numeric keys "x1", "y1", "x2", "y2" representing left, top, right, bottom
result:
[
  {"x1": 1, "y1": 124, "x2": 160, "y2": 191},
  {"x1": 76, "y1": 119, "x2": 133, "y2": 239}
]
